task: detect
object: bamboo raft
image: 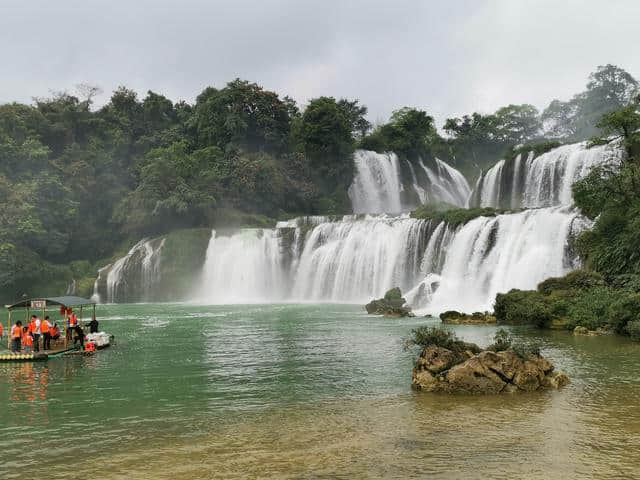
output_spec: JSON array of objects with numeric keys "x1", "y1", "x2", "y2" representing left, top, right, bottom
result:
[{"x1": 0, "y1": 345, "x2": 79, "y2": 362}]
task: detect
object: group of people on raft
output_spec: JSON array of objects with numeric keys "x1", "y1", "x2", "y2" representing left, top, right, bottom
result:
[{"x1": 1, "y1": 312, "x2": 98, "y2": 353}]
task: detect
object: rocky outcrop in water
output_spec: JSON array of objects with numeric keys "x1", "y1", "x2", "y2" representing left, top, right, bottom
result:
[
  {"x1": 412, "y1": 345, "x2": 568, "y2": 394},
  {"x1": 439, "y1": 310, "x2": 496, "y2": 324},
  {"x1": 365, "y1": 288, "x2": 414, "y2": 317}
]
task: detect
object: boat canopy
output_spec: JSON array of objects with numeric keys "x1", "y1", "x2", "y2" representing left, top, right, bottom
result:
[{"x1": 6, "y1": 296, "x2": 96, "y2": 310}]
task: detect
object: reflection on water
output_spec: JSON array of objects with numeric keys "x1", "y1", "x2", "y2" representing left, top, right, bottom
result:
[{"x1": 0, "y1": 303, "x2": 639, "y2": 479}]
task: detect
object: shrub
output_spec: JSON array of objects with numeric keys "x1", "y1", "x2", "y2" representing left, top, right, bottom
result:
[
  {"x1": 607, "y1": 293, "x2": 640, "y2": 334},
  {"x1": 405, "y1": 326, "x2": 481, "y2": 354},
  {"x1": 494, "y1": 289, "x2": 552, "y2": 328},
  {"x1": 487, "y1": 328, "x2": 512, "y2": 351},
  {"x1": 511, "y1": 341, "x2": 542, "y2": 359},
  {"x1": 608, "y1": 274, "x2": 640, "y2": 293},
  {"x1": 537, "y1": 269, "x2": 605, "y2": 295},
  {"x1": 626, "y1": 320, "x2": 640, "y2": 342},
  {"x1": 564, "y1": 286, "x2": 613, "y2": 330}
]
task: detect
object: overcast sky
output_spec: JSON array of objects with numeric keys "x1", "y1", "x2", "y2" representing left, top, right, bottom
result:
[{"x1": 2, "y1": 0, "x2": 639, "y2": 126}]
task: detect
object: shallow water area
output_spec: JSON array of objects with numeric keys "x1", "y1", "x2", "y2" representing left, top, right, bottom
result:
[{"x1": 1, "y1": 303, "x2": 639, "y2": 479}]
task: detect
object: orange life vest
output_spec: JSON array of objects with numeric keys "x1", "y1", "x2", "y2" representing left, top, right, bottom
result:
[
  {"x1": 11, "y1": 325, "x2": 21, "y2": 339},
  {"x1": 0, "y1": 323, "x2": 3, "y2": 336},
  {"x1": 51, "y1": 326, "x2": 60, "y2": 337},
  {"x1": 69, "y1": 314, "x2": 78, "y2": 327},
  {"x1": 22, "y1": 333, "x2": 33, "y2": 347},
  {"x1": 28, "y1": 321, "x2": 35, "y2": 333},
  {"x1": 41, "y1": 320, "x2": 50, "y2": 334}
]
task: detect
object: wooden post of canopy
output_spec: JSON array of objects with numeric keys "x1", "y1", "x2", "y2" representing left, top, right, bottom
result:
[{"x1": 7, "y1": 309, "x2": 11, "y2": 349}]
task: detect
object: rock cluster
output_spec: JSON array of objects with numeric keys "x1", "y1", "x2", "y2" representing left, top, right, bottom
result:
[
  {"x1": 365, "y1": 287, "x2": 414, "y2": 317},
  {"x1": 412, "y1": 345, "x2": 569, "y2": 394},
  {"x1": 439, "y1": 310, "x2": 496, "y2": 324}
]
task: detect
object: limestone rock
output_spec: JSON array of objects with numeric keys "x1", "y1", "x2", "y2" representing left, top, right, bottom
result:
[{"x1": 412, "y1": 345, "x2": 568, "y2": 394}]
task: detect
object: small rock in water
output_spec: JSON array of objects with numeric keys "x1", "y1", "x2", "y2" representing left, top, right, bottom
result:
[
  {"x1": 365, "y1": 287, "x2": 414, "y2": 317},
  {"x1": 439, "y1": 310, "x2": 496, "y2": 324}
]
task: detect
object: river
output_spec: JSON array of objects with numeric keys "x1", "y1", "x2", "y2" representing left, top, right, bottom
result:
[{"x1": 1, "y1": 303, "x2": 639, "y2": 479}]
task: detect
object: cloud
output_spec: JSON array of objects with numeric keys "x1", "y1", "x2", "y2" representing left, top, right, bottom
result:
[{"x1": 1, "y1": 0, "x2": 639, "y2": 126}]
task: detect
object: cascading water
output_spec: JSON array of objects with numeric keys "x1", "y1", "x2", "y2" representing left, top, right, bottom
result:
[
  {"x1": 349, "y1": 150, "x2": 404, "y2": 214},
  {"x1": 107, "y1": 140, "x2": 613, "y2": 313},
  {"x1": 348, "y1": 150, "x2": 470, "y2": 213},
  {"x1": 470, "y1": 142, "x2": 620, "y2": 208},
  {"x1": 408, "y1": 207, "x2": 589, "y2": 313},
  {"x1": 195, "y1": 206, "x2": 586, "y2": 312},
  {"x1": 197, "y1": 229, "x2": 290, "y2": 303},
  {"x1": 93, "y1": 238, "x2": 165, "y2": 303}
]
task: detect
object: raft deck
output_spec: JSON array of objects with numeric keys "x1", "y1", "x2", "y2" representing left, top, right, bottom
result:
[{"x1": 0, "y1": 346, "x2": 78, "y2": 362}]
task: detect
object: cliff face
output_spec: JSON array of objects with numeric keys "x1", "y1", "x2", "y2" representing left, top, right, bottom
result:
[{"x1": 412, "y1": 345, "x2": 569, "y2": 394}]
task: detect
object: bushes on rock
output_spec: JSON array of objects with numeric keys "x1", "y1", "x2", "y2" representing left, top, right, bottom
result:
[
  {"x1": 405, "y1": 326, "x2": 481, "y2": 354},
  {"x1": 537, "y1": 269, "x2": 605, "y2": 295}
]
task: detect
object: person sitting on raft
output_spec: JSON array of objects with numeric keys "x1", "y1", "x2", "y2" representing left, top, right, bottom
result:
[
  {"x1": 73, "y1": 327, "x2": 85, "y2": 350},
  {"x1": 50, "y1": 323, "x2": 61, "y2": 340},
  {"x1": 22, "y1": 326, "x2": 33, "y2": 353},
  {"x1": 10, "y1": 321, "x2": 22, "y2": 352},
  {"x1": 87, "y1": 316, "x2": 99, "y2": 334}
]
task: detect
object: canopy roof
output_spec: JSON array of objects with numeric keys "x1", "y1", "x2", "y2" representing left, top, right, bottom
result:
[{"x1": 6, "y1": 296, "x2": 96, "y2": 310}]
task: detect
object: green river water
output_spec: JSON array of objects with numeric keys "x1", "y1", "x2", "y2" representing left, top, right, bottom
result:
[{"x1": 1, "y1": 303, "x2": 639, "y2": 479}]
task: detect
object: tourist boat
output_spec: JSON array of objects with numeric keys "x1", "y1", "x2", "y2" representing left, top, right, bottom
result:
[{"x1": 2, "y1": 296, "x2": 112, "y2": 362}]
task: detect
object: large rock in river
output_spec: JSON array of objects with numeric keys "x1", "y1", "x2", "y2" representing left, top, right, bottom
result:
[{"x1": 412, "y1": 346, "x2": 568, "y2": 394}]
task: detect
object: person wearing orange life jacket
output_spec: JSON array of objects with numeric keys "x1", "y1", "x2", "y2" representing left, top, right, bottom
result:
[
  {"x1": 41, "y1": 316, "x2": 53, "y2": 351},
  {"x1": 0, "y1": 321, "x2": 4, "y2": 340},
  {"x1": 22, "y1": 326, "x2": 34, "y2": 353},
  {"x1": 10, "y1": 321, "x2": 22, "y2": 352},
  {"x1": 50, "y1": 323, "x2": 61, "y2": 340},
  {"x1": 29, "y1": 315, "x2": 41, "y2": 352}
]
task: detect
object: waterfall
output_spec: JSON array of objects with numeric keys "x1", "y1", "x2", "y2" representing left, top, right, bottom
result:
[
  {"x1": 417, "y1": 207, "x2": 587, "y2": 313},
  {"x1": 349, "y1": 150, "x2": 403, "y2": 214},
  {"x1": 291, "y1": 215, "x2": 434, "y2": 302},
  {"x1": 471, "y1": 142, "x2": 620, "y2": 208},
  {"x1": 197, "y1": 229, "x2": 291, "y2": 303},
  {"x1": 349, "y1": 150, "x2": 470, "y2": 213},
  {"x1": 195, "y1": 207, "x2": 584, "y2": 312},
  {"x1": 93, "y1": 238, "x2": 165, "y2": 303}
]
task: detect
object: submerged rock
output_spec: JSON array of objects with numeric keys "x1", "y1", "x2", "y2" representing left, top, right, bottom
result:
[
  {"x1": 412, "y1": 344, "x2": 568, "y2": 394},
  {"x1": 440, "y1": 310, "x2": 497, "y2": 324},
  {"x1": 365, "y1": 287, "x2": 414, "y2": 317}
]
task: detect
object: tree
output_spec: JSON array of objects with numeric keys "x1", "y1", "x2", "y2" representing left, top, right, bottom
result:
[
  {"x1": 193, "y1": 79, "x2": 292, "y2": 153},
  {"x1": 299, "y1": 96, "x2": 355, "y2": 185},
  {"x1": 542, "y1": 65, "x2": 639, "y2": 141}
]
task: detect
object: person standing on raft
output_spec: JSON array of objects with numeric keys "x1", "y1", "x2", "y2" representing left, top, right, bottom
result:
[
  {"x1": 10, "y1": 321, "x2": 22, "y2": 352},
  {"x1": 29, "y1": 315, "x2": 41, "y2": 352},
  {"x1": 41, "y1": 316, "x2": 53, "y2": 351}
]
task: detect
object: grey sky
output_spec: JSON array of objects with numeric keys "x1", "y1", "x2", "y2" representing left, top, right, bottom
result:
[{"x1": 2, "y1": 0, "x2": 639, "y2": 127}]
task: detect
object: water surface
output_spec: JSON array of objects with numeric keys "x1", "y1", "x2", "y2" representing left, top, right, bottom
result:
[{"x1": 1, "y1": 303, "x2": 638, "y2": 479}]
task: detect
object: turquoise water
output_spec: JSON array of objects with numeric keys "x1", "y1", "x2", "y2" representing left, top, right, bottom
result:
[{"x1": 1, "y1": 303, "x2": 639, "y2": 479}]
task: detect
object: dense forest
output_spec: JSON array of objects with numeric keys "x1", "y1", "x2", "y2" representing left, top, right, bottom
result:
[{"x1": 0, "y1": 64, "x2": 637, "y2": 301}]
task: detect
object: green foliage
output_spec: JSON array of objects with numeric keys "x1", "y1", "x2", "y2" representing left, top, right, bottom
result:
[
  {"x1": 494, "y1": 289, "x2": 552, "y2": 328},
  {"x1": 606, "y1": 294, "x2": 640, "y2": 334},
  {"x1": 411, "y1": 202, "x2": 513, "y2": 227},
  {"x1": 542, "y1": 64, "x2": 639, "y2": 141},
  {"x1": 299, "y1": 96, "x2": 356, "y2": 186},
  {"x1": 487, "y1": 328, "x2": 512, "y2": 351},
  {"x1": 361, "y1": 107, "x2": 437, "y2": 161},
  {"x1": 537, "y1": 269, "x2": 605, "y2": 295},
  {"x1": 404, "y1": 326, "x2": 481, "y2": 354},
  {"x1": 627, "y1": 320, "x2": 640, "y2": 342}
]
